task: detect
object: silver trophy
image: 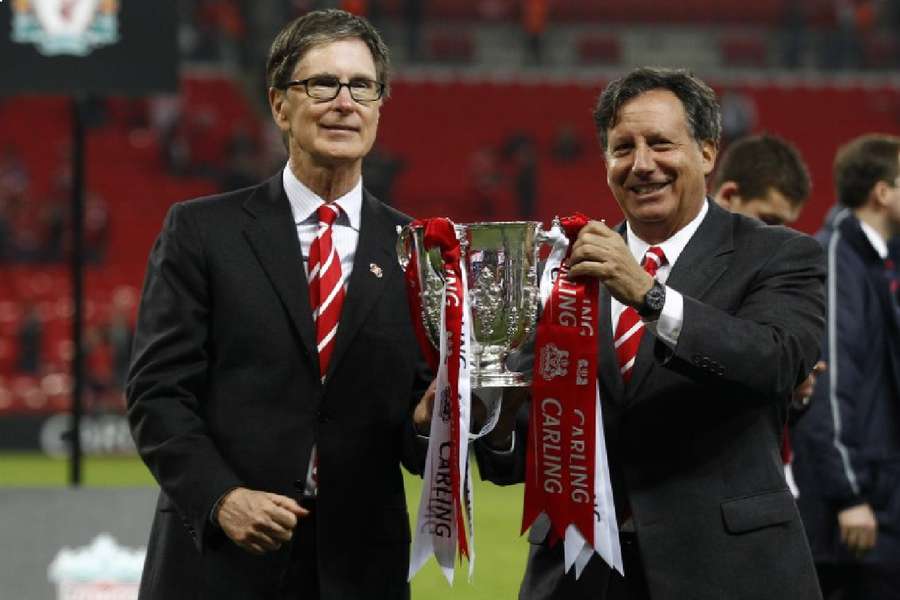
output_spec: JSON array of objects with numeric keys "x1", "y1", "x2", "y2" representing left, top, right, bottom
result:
[{"x1": 397, "y1": 220, "x2": 562, "y2": 387}]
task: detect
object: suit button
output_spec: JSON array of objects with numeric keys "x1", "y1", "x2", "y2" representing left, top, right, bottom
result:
[
  {"x1": 293, "y1": 479, "x2": 305, "y2": 489},
  {"x1": 317, "y1": 413, "x2": 330, "y2": 424},
  {"x1": 692, "y1": 354, "x2": 702, "y2": 365}
]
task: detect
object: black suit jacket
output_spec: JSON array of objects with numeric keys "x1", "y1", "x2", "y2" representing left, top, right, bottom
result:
[
  {"x1": 477, "y1": 201, "x2": 826, "y2": 599},
  {"x1": 127, "y1": 173, "x2": 430, "y2": 599}
]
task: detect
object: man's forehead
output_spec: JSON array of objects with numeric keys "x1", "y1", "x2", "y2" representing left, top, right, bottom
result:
[
  {"x1": 292, "y1": 38, "x2": 376, "y2": 76},
  {"x1": 608, "y1": 90, "x2": 689, "y2": 134},
  {"x1": 743, "y1": 188, "x2": 802, "y2": 223}
]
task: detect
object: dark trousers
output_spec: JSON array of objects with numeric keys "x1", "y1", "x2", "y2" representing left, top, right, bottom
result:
[
  {"x1": 279, "y1": 499, "x2": 319, "y2": 600},
  {"x1": 818, "y1": 563, "x2": 900, "y2": 600}
]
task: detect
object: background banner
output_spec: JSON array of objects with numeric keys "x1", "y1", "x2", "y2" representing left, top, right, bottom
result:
[{"x1": 0, "y1": 0, "x2": 177, "y2": 95}]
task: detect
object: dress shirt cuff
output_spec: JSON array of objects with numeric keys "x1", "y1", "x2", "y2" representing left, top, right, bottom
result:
[{"x1": 643, "y1": 286, "x2": 683, "y2": 349}]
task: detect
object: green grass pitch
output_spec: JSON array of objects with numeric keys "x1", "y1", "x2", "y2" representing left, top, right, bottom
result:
[{"x1": 0, "y1": 452, "x2": 528, "y2": 599}]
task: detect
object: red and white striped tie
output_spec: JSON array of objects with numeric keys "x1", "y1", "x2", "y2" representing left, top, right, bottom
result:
[
  {"x1": 614, "y1": 246, "x2": 666, "y2": 384},
  {"x1": 309, "y1": 203, "x2": 345, "y2": 381}
]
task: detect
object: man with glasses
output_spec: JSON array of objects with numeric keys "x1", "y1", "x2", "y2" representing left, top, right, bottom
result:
[
  {"x1": 792, "y1": 134, "x2": 900, "y2": 599},
  {"x1": 127, "y1": 10, "x2": 431, "y2": 599}
]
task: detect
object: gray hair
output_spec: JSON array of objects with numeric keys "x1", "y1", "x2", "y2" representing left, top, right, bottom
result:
[{"x1": 593, "y1": 67, "x2": 721, "y2": 151}]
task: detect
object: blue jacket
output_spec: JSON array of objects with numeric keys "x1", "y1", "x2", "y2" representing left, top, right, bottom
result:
[{"x1": 793, "y1": 209, "x2": 900, "y2": 564}]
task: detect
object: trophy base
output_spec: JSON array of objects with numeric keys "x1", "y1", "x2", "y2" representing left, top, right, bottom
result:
[{"x1": 471, "y1": 371, "x2": 531, "y2": 388}]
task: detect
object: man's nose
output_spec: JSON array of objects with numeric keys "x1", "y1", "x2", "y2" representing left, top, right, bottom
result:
[
  {"x1": 332, "y1": 85, "x2": 355, "y2": 111},
  {"x1": 632, "y1": 145, "x2": 654, "y2": 174}
]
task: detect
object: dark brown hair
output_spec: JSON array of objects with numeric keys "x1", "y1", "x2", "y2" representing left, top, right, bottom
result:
[
  {"x1": 266, "y1": 9, "x2": 390, "y2": 95},
  {"x1": 713, "y1": 134, "x2": 811, "y2": 207},
  {"x1": 834, "y1": 134, "x2": 900, "y2": 208}
]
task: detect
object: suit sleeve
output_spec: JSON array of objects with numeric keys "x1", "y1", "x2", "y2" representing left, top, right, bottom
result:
[
  {"x1": 473, "y1": 399, "x2": 530, "y2": 485},
  {"x1": 126, "y1": 203, "x2": 243, "y2": 551},
  {"x1": 797, "y1": 238, "x2": 869, "y2": 508},
  {"x1": 400, "y1": 354, "x2": 432, "y2": 476},
  {"x1": 662, "y1": 234, "x2": 826, "y2": 403}
]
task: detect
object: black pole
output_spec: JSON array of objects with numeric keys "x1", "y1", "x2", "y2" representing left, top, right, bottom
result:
[{"x1": 69, "y1": 95, "x2": 85, "y2": 487}]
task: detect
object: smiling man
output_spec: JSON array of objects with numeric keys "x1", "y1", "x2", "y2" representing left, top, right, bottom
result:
[
  {"x1": 127, "y1": 10, "x2": 431, "y2": 600},
  {"x1": 477, "y1": 68, "x2": 827, "y2": 599}
]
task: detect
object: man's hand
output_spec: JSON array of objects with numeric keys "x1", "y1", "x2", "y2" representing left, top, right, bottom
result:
[
  {"x1": 412, "y1": 379, "x2": 438, "y2": 434},
  {"x1": 838, "y1": 502, "x2": 878, "y2": 556},
  {"x1": 216, "y1": 487, "x2": 308, "y2": 555},
  {"x1": 791, "y1": 361, "x2": 826, "y2": 411},
  {"x1": 567, "y1": 220, "x2": 653, "y2": 307},
  {"x1": 483, "y1": 387, "x2": 530, "y2": 450}
]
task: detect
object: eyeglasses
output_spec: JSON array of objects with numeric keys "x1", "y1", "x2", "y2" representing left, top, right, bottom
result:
[{"x1": 283, "y1": 76, "x2": 385, "y2": 102}]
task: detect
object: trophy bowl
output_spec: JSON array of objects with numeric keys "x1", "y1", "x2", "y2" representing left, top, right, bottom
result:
[{"x1": 398, "y1": 220, "x2": 560, "y2": 387}]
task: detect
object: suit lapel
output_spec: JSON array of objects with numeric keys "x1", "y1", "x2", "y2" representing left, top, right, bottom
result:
[
  {"x1": 242, "y1": 174, "x2": 319, "y2": 369},
  {"x1": 326, "y1": 191, "x2": 396, "y2": 382},
  {"x1": 597, "y1": 282, "x2": 624, "y2": 404},
  {"x1": 627, "y1": 200, "x2": 733, "y2": 400}
]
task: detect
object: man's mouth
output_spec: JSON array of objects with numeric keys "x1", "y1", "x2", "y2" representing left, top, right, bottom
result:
[
  {"x1": 629, "y1": 181, "x2": 669, "y2": 196},
  {"x1": 321, "y1": 124, "x2": 359, "y2": 133}
]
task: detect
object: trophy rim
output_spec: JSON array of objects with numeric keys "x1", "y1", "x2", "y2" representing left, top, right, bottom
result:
[{"x1": 462, "y1": 220, "x2": 543, "y2": 228}]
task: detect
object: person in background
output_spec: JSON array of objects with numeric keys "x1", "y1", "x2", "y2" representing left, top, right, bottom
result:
[
  {"x1": 711, "y1": 133, "x2": 826, "y2": 494},
  {"x1": 792, "y1": 134, "x2": 900, "y2": 600}
]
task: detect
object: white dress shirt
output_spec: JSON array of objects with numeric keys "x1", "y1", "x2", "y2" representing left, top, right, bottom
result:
[
  {"x1": 611, "y1": 199, "x2": 709, "y2": 350},
  {"x1": 283, "y1": 164, "x2": 362, "y2": 285},
  {"x1": 859, "y1": 219, "x2": 889, "y2": 260}
]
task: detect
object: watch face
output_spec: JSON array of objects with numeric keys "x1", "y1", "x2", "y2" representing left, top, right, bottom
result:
[{"x1": 646, "y1": 281, "x2": 665, "y2": 311}]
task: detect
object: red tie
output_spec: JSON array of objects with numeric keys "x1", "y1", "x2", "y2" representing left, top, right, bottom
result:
[
  {"x1": 305, "y1": 203, "x2": 345, "y2": 497},
  {"x1": 308, "y1": 203, "x2": 345, "y2": 380},
  {"x1": 614, "y1": 246, "x2": 667, "y2": 384}
]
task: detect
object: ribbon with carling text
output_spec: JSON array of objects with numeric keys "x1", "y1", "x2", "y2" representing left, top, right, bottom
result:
[{"x1": 522, "y1": 213, "x2": 623, "y2": 578}]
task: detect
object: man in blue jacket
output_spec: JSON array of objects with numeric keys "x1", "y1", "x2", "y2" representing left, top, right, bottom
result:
[{"x1": 793, "y1": 134, "x2": 900, "y2": 599}]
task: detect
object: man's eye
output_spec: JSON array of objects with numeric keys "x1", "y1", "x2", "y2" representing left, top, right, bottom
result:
[
  {"x1": 349, "y1": 79, "x2": 373, "y2": 89},
  {"x1": 310, "y1": 77, "x2": 338, "y2": 89}
]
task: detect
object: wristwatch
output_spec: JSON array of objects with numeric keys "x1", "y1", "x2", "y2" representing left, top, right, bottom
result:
[{"x1": 637, "y1": 278, "x2": 666, "y2": 320}]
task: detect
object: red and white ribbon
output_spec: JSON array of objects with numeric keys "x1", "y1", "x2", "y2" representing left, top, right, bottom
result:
[
  {"x1": 522, "y1": 213, "x2": 623, "y2": 578},
  {"x1": 408, "y1": 218, "x2": 475, "y2": 583}
]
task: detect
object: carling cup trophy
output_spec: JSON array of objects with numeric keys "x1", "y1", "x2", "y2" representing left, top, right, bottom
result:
[
  {"x1": 400, "y1": 216, "x2": 623, "y2": 585},
  {"x1": 397, "y1": 219, "x2": 563, "y2": 388}
]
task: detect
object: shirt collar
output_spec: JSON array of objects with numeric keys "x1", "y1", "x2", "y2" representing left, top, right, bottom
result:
[
  {"x1": 626, "y1": 198, "x2": 709, "y2": 266},
  {"x1": 859, "y1": 219, "x2": 889, "y2": 259},
  {"x1": 282, "y1": 163, "x2": 363, "y2": 230}
]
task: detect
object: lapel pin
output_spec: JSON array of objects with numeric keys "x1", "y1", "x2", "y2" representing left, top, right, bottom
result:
[{"x1": 370, "y1": 263, "x2": 383, "y2": 278}]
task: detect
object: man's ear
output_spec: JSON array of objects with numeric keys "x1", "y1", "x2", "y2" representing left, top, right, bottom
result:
[
  {"x1": 873, "y1": 179, "x2": 892, "y2": 209},
  {"x1": 700, "y1": 140, "x2": 718, "y2": 176},
  {"x1": 268, "y1": 87, "x2": 290, "y2": 133},
  {"x1": 713, "y1": 180, "x2": 742, "y2": 210}
]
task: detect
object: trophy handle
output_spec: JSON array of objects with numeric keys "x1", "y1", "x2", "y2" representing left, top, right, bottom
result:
[
  {"x1": 396, "y1": 223, "x2": 417, "y2": 270},
  {"x1": 535, "y1": 216, "x2": 567, "y2": 258}
]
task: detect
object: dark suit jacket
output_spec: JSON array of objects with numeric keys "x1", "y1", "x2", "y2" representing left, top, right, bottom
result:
[
  {"x1": 476, "y1": 200, "x2": 826, "y2": 600},
  {"x1": 127, "y1": 173, "x2": 430, "y2": 599},
  {"x1": 793, "y1": 210, "x2": 900, "y2": 565}
]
